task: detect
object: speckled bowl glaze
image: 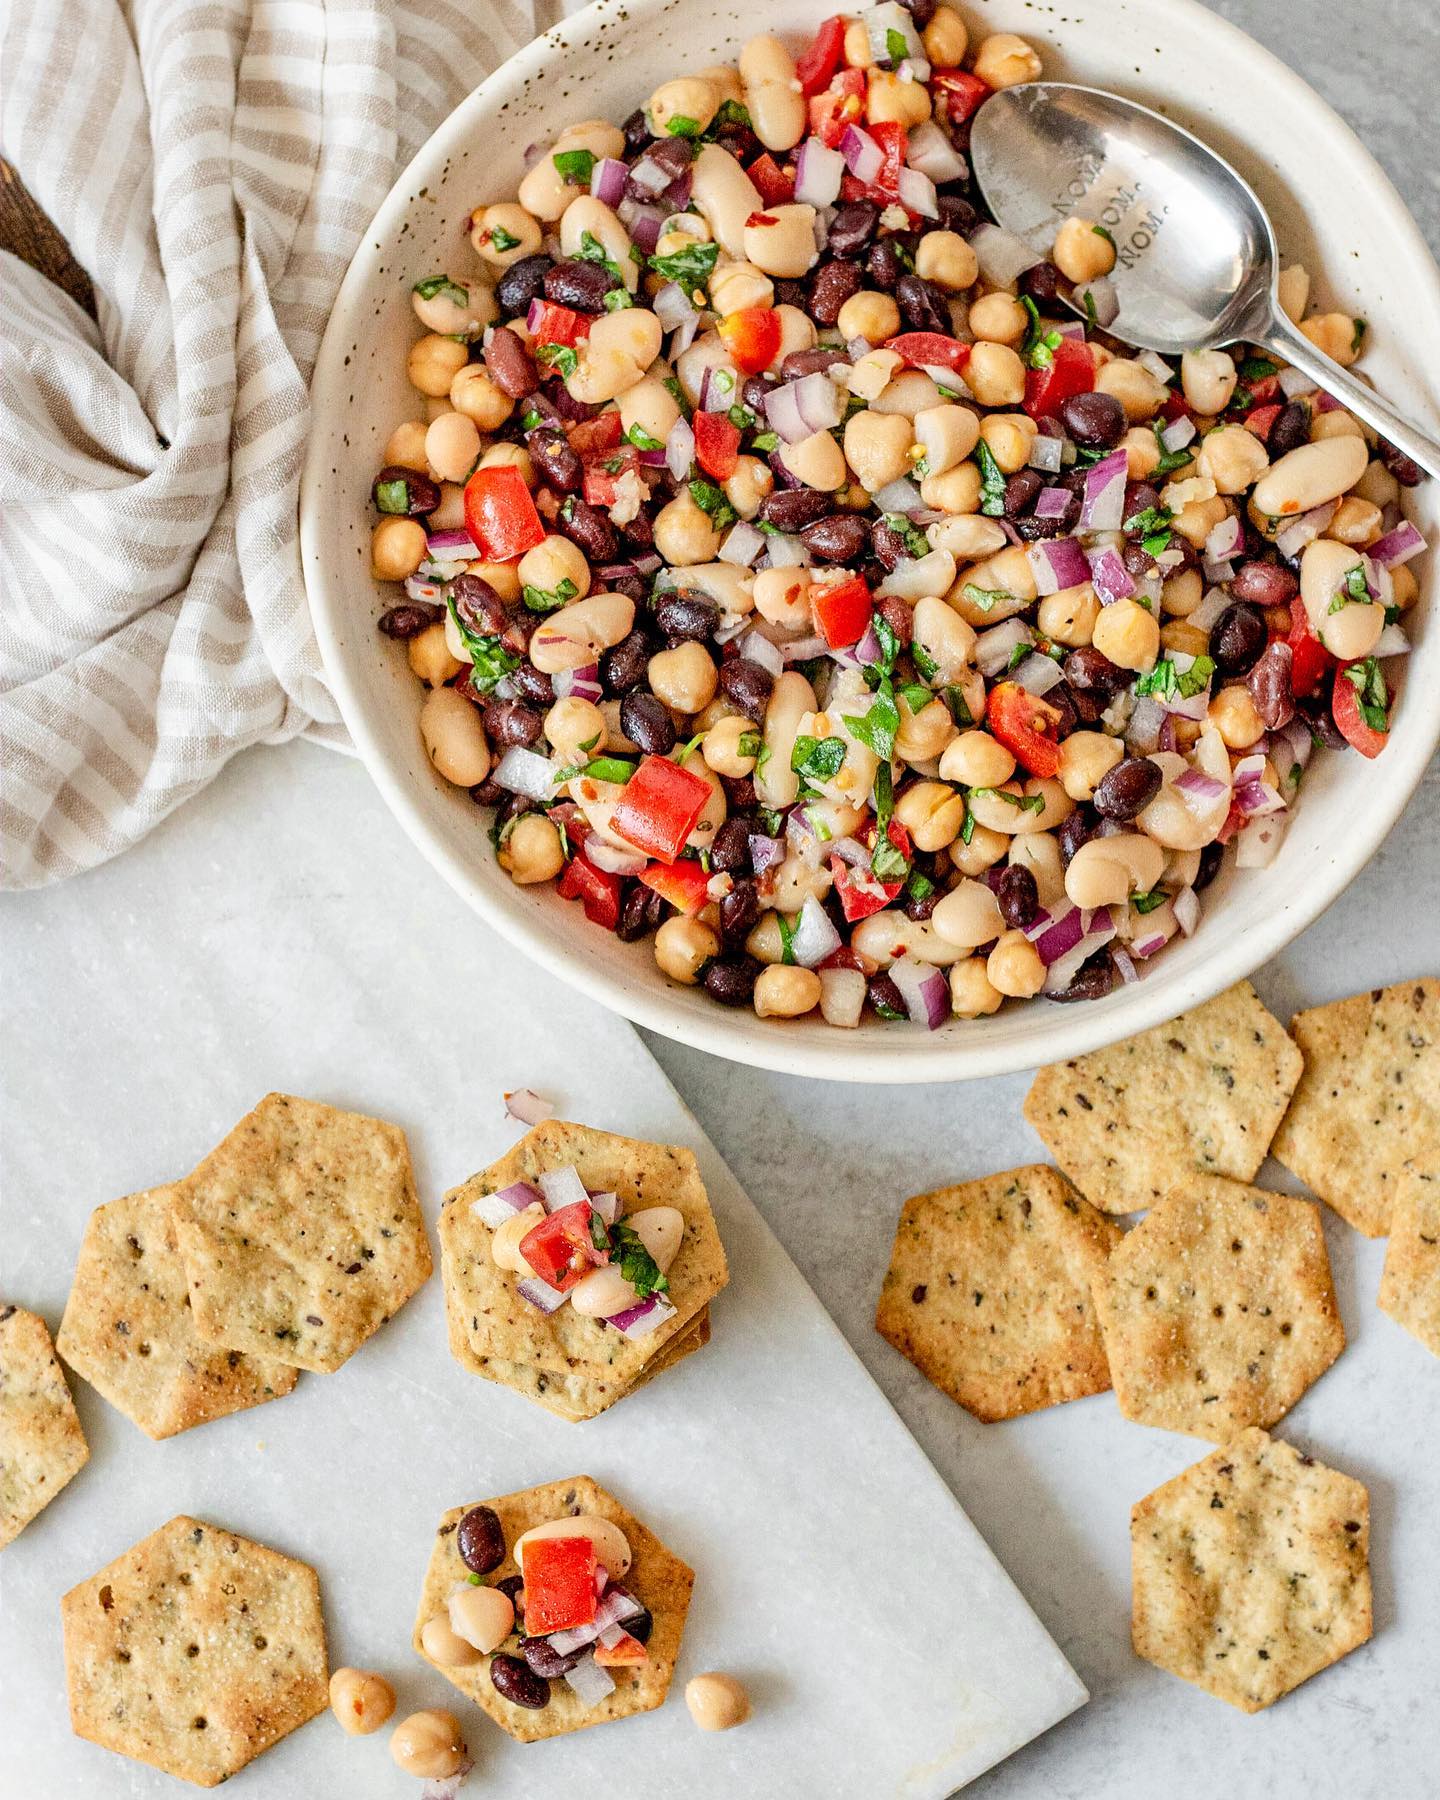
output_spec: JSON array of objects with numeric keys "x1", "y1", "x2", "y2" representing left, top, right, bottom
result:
[{"x1": 301, "y1": 0, "x2": 1438, "y2": 1083}]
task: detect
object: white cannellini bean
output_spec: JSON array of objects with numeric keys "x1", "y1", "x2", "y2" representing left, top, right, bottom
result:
[
  {"x1": 1063, "y1": 833, "x2": 1167, "y2": 909},
  {"x1": 691, "y1": 143, "x2": 764, "y2": 259},
  {"x1": 1300, "y1": 538, "x2": 1386, "y2": 660},
  {"x1": 559, "y1": 195, "x2": 639, "y2": 291},
  {"x1": 1251, "y1": 435, "x2": 1368, "y2": 518},
  {"x1": 740, "y1": 35, "x2": 807, "y2": 151},
  {"x1": 757, "y1": 670, "x2": 818, "y2": 809},
  {"x1": 528, "y1": 592, "x2": 636, "y2": 672}
]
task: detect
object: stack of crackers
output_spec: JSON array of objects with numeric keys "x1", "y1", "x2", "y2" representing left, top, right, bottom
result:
[{"x1": 876, "y1": 975, "x2": 1437, "y2": 1713}]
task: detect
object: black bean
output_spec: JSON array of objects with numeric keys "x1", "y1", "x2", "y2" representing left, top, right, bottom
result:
[
  {"x1": 622, "y1": 108, "x2": 651, "y2": 155},
  {"x1": 601, "y1": 629, "x2": 652, "y2": 695},
  {"x1": 710, "y1": 817, "x2": 754, "y2": 873},
  {"x1": 719, "y1": 656, "x2": 774, "y2": 717},
  {"x1": 1065, "y1": 682, "x2": 1106, "y2": 725},
  {"x1": 616, "y1": 880, "x2": 667, "y2": 942},
  {"x1": 372, "y1": 465, "x2": 439, "y2": 517},
  {"x1": 620, "y1": 691, "x2": 677, "y2": 755},
  {"x1": 1021, "y1": 261, "x2": 1065, "y2": 304},
  {"x1": 870, "y1": 521, "x2": 909, "y2": 570},
  {"x1": 483, "y1": 325, "x2": 538, "y2": 398},
  {"x1": 1056, "y1": 806, "x2": 1096, "y2": 866},
  {"x1": 895, "y1": 273, "x2": 950, "y2": 334},
  {"x1": 490, "y1": 1653, "x2": 549, "y2": 1710},
  {"x1": 866, "y1": 239, "x2": 902, "y2": 291},
  {"x1": 937, "y1": 193, "x2": 979, "y2": 236},
  {"x1": 1059, "y1": 391, "x2": 1126, "y2": 449},
  {"x1": 827, "y1": 202, "x2": 879, "y2": 258},
  {"x1": 772, "y1": 278, "x2": 809, "y2": 309},
  {"x1": 722, "y1": 773, "x2": 758, "y2": 810},
  {"x1": 719, "y1": 878, "x2": 760, "y2": 947},
  {"x1": 544, "y1": 259, "x2": 614, "y2": 313},
  {"x1": 1123, "y1": 480, "x2": 1160, "y2": 525},
  {"x1": 622, "y1": 508, "x2": 655, "y2": 551},
  {"x1": 1093, "y1": 756, "x2": 1162, "y2": 821},
  {"x1": 809, "y1": 259, "x2": 863, "y2": 326},
  {"x1": 1063, "y1": 645, "x2": 1125, "y2": 696},
  {"x1": 1003, "y1": 469, "x2": 1044, "y2": 516},
  {"x1": 642, "y1": 134, "x2": 694, "y2": 185},
  {"x1": 741, "y1": 375, "x2": 773, "y2": 415},
  {"x1": 544, "y1": 378, "x2": 597, "y2": 422},
  {"x1": 1379, "y1": 438, "x2": 1424, "y2": 487},
  {"x1": 378, "y1": 601, "x2": 442, "y2": 639},
  {"x1": 481, "y1": 698, "x2": 542, "y2": 748},
  {"x1": 510, "y1": 661, "x2": 554, "y2": 707},
  {"x1": 757, "y1": 487, "x2": 832, "y2": 531},
  {"x1": 1122, "y1": 541, "x2": 1158, "y2": 580},
  {"x1": 1209, "y1": 602, "x2": 1268, "y2": 678},
  {"x1": 496, "y1": 792, "x2": 534, "y2": 829},
  {"x1": 606, "y1": 571, "x2": 647, "y2": 605},
  {"x1": 1230, "y1": 561, "x2": 1299, "y2": 612},
  {"x1": 559, "y1": 498, "x2": 618, "y2": 564},
  {"x1": 470, "y1": 775, "x2": 506, "y2": 807},
  {"x1": 714, "y1": 122, "x2": 760, "y2": 164},
  {"x1": 520, "y1": 1637, "x2": 582, "y2": 1678},
  {"x1": 780, "y1": 347, "x2": 850, "y2": 381},
  {"x1": 1248, "y1": 640, "x2": 1296, "y2": 730},
  {"x1": 622, "y1": 1604, "x2": 654, "y2": 1645},
  {"x1": 867, "y1": 971, "x2": 908, "y2": 1020},
  {"x1": 1045, "y1": 681, "x2": 1080, "y2": 741},
  {"x1": 997, "y1": 864, "x2": 1039, "y2": 930},
  {"x1": 704, "y1": 956, "x2": 760, "y2": 1005},
  {"x1": 1052, "y1": 948, "x2": 1119, "y2": 1002},
  {"x1": 801, "y1": 513, "x2": 870, "y2": 563},
  {"x1": 654, "y1": 590, "x2": 721, "y2": 640},
  {"x1": 1193, "y1": 841, "x2": 1224, "y2": 892},
  {"x1": 526, "y1": 429, "x2": 583, "y2": 494},
  {"x1": 1268, "y1": 400, "x2": 1311, "y2": 459},
  {"x1": 457, "y1": 1505, "x2": 505, "y2": 1575},
  {"x1": 451, "y1": 572, "x2": 509, "y2": 637},
  {"x1": 494, "y1": 254, "x2": 553, "y2": 316},
  {"x1": 904, "y1": 885, "x2": 940, "y2": 921},
  {"x1": 875, "y1": 592, "x2": 913, "y2": 645},
  {"x1": 898, "y1": 0, "x2": 937, "y2": 23}
]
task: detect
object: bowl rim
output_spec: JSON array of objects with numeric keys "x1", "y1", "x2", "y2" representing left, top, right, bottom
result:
[{"x1": 300, "y1": 0, "x2": 1440, "y2": 1084}]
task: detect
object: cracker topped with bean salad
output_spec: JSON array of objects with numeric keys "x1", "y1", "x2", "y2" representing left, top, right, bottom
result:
[{"x1": 370, "y1": 3, "x2": 1427, "y2": 1031}]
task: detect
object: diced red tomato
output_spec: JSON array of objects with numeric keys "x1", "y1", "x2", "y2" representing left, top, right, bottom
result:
[
  {"x1": 1331, "y1": 664, "x2": 1390, "y2": 757},
  {"x1": 693, "y1": 410, "x2": 742, "y2": 481},
  {"x1": 889, "y1": 332, "x2": 972, "y2": 376},
  {"x1": 1246, "y1": 374, "x2": 1281, "y2": 405},
  {"x1": 1023, "y1": 337, "x2": 1095, "y2": 420},
  {"x1": 1161, "y1": 389, "x2": 1191, "y2": 424},
  {"x1": 867, "y1": 121, "x2": 908, "y2": 201},
  {"x1": 795, "y1": 15, "x2": 846, "y2": 96},
  {"x1": 1286, "y1": 597, "x2": 1333, "y2": 698},
  {"x1": 463, "y1": 465, "x2": 546, "y2": 562},
  {"x1": 557, "y1": 849, "x2": 623, "y2": 931},
  {"x1": 810, "y1": 574, "x2": 872, "y2": 649},
  {"x1": 831, "y1": 854, "x2": 902, "y2": 923},
  {"x1": 528, "y1": 300, "x2": 591, "y2": 348},
  {"x1": 518, "y1": 1201, "x2": 602, "y2": 1293},
  {"x1": 1215, "y1": 800, "x2": 1246, "y2": 845},
  {"x1": 593, "y1": 1632, "x2": 649, "y2": 1667},
  {"x1": 986, "y1": 681, "x2": 1064, "y2": 778},
  {"x1": 747, "y1": 152, "x2": 795, "y2": 208},
  {"x1": 521, "y1": 1536, "x2": 598, "y2": 1636},
  {"x1": 930, "y1": 68, "x2": 991, "y2": 124},
  {"x1": 808, "y1": 69, "x2": 865, "y2": 148},
  {"x1": 718, "y1": 306, "x2": 782, "y2": 375},
  {"x1": 582, "y1": 444, "x2": 640, "y2": 508},
  {"x1": 639, "y1": 858, "x2": 711, "y2": 916},
  {"x1": 567, "y1": 411, "x2": 623, "y2": 457},
  {"x1": 612, "y1": 756, "x2": 714, "y2": 862},
  {"x1": 1245, "y1": 402, "x2": 1283, "y2": 441}
]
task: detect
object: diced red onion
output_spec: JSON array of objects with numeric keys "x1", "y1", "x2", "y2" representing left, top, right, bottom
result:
[
  {"x1": 1028, "y1": 436, "x2": 1064, "y2": 475},
  {"x1": 493, "y1": 745, "x2": 557, "y2": 802},
  {"x1": 1374, "y1": 621, "x2": 1411, "y2": 658},
  {"x1": 551, "y1": 663, "x2": 602, "y2": 703},
  {"x1": 516, "y1": 1275, "x2": 567, "y2": 1314},
  {"x1": 971, "y1": 222, "x2": 1043, "y2": 287},
  {"x1": 1274, "y1": 499, "x2": 1337, "y2": 560},
  {"x1": 1028, "y1": 536, "x2": 1090, "y2": 595},
  {"x1": 1024, "y1": 901, "x2": 1085, "y2": 964},
  {"x1": 504, "y1": 1089, "x2": 554, "y2": 1128},
  {"x1": 748, "y1": 834, "x2": 785, "y2": 875},
  {"x1": 1202, "y1": 558, "x2": 1235, "y2": 586},
  {"x1": 420, "y1": 1757, "x2": 474, "y2": 1800},
  {"x1": 765, "y1": 533, "x2": 812, "y2": 568},
  {"x1": 1079, "y1": 275, "x2": 1119, "y2": 327},
  {"x1": 607, "y1": 1294, "x2": 677, "y2": 1339},
  {"x1": 1126, "y1": 695, "x2": 1166, "y2": 753},
  {"x1": 565, "y1": 1654, "x2": 617, "y2": 1707},
  {"x1": 403, "y1": 575, "x2": 446, "y2": 604},
  {"x1": 920, "y1": 364, "x2": 972, "y2": 399},
  {"x1": 1160, "y1": 415, "x2": 1197, "y2": 454},
  {"x1": 867, "y1": 1, "x2": 924, "y2": 63},
  {"x1": 720, "y1": 519, "x2": 766, "y2": 567},
  {"x1": 1080, "y1": 449, "x2": 1128, "y2": 531},
  {"x1": 1188, "y1": 584, "x2": 1232, "y2": 632},
  {"x1": 627, "y1": 150, "x2": 673, "y2": 196},
  {"x1": 654, "y1": 280, "x2": 696, "y2": 334},
  {"x1": 1087, "y1": 544, "x2": 1135, "y2": 604},
  {"x1": 782, "y1": 634, "x2": 828, "y2": 662},
  {"x1": 1235, "y1": 811, "x2": 1288, "y2": 868},
  {"x1": 548, "y1": 1621, "x2": 601, "y2": 1656},
  {"x1": 1034, "y1": 484, "x2": 1073, "y2": 519},
  {"x1": 1276, "y1": 364, "x2": 1317, "y2": 398},
  {"x1": 471, "y1": 1180, "x2": 543, "y2": 1230},
  {"x1": 538, "y1": 1164, "x2": 590, "y2": 1213},
  {"x1": 1136, "y1": 349, "x2": 1173, "y2": 383},
  {"x1": 905, "y1": 118, "x2": 968, "y2": 184},
  {"x1": 889, "y1": 955, "x2": 949, "y2": 1030},
  {"x1": 764, "y1": 372, "x2": 843, "y2": 443},
  {"x1": 1173, "y1": 884, "x2": 1200, "y2": 937},
  {"x1": 426, "y1": 526, "x2": 479, "y2": 558},
  {"x1": 872, "y1": 475, "x2": 924, "y2": 515},
  {"x1": 839, "y1": 124, "x2": 884, "y2": 186},
  {"x1": 1113, "y1": 948, "x2": 1140, "y2": 985},
  {"x1": 1233, "y1": 753, "x2": 1286, "y2": 817},
  {"x1": 1370, "y1": 519, "x2": 1426, "y2": 568},
  {"x1": 794, "y1": 136, "x2": 845, "y2": 207},
  {"x1": 587, "y1": 1190, "x2": 620, "y2": 1227},
  {"x1": 896, "y1": 166, "x2": 939, "y2": 220},
  {"x1": 818, "y1": 965, "x2": 867, "y2": 1028},
  {"x1": 828, "y1": 836, "x2": 868, "y2": 867},
  {"x1": 584, "y1": 838, "x2": 649, "y2": 876},
  {"x1": 1314, "y1": 389, "x2": 1341, "y2": 414},
  {"x1": 666, "y1": 415, "x2": 695, "y2": 481},
  {"x1": 1176, "y1": 767, "x2": 1227, "y2": 803},
  {"x1": 1131, "y1": 929, "x2": 1170, "y2": 959},
  {"x1": 617, "y1": 198, "x2": 665, "y2": 253},
  {"x1": 1204, "y1": 514, "x2": 1245, "y2": 565},
  {"x1": 975, "y1": 617, "x2": 1033, "y2": 677},
  {"x1": 792, "y1": 893, "x2": 842, "y2": 967},
  {"x1": 593, "y1": 1587, "x2": 644, "y2": 1631},
  {"x1": 740, "y1": 630, "x2": 784, "y2": 677},
  {"x1": 1041, "y1": 906, "x2": 1118, "y2": 992},
  {"x1": 1012, "y1": 652, "x2": 1066, "y2": 696},
  {"x1": 590, "y1": 157, "x2": 628, "y2": 207},
  {"x1": 880, "y1": 547, "x2": 955, "y2": 600}
]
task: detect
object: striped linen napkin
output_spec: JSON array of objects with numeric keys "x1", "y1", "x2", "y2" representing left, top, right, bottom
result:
[{"x1": 0, "y1": 0, "x2": 554, "y2": 887}]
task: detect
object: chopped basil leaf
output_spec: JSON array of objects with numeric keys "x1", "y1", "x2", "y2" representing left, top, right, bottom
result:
[
  {"x1": 521, "y1": 408, "x2": 543, "y2": 432},
  {"x1": 375, "y1": 478, "x2": 411, "y2": 515},
  {"x1": 868, "y1": 614, "x2": 901, "y2": 680},
  {"x1": 649, "y1": 240, "x2": 720, "y2": 287},
  {"x1": 754, "y1": 519, "x2": 783, "y2": 536},
  {"x1": 843, "y1": 691, "x2": 899, "y2": 761},
  {"x1": 1383, "y1": 603, "x2": 1402, "y2": 626},
  {"x1": 1238, "y1": 356, "x2": 1279, "y2": 382},
  {"x1": 728, "y1": 402, "x2": 755, "y2": 431},
  {"x1": 943, "y1": 685, "x2": 974, "y2": 727},
  {"x1": 974, "y1": 440, "x2": 1007, "y2": 516},
  {"x1": 688, "y1": 477, "x2": 737, "y2": 530},
  {"x1": 521, "y1": 576, "x2": 578, "y2": 614},
  {"x1": 1132, "y1": 888, "x2": 1168, "y2": 914},
  {"x1": 873, "y1": 760, "x2": 894, "y2": 831},
  {"x1": 1152, "y1": 422, "x2": 1195, "y2": 475},
  {"x1": 775, "y1": 910, "x2": 798, "y2": 964},
  {"x1": 585, "y1": 755, "x2": 638, "y2": 783},
  {"x1": 1020, "y1": 295, "x2": 1062, "y2": 370},
  {"x1": 872, "y1": 988, "x2": 907, "y2": 1020},
  {"x1": 754, "y1": 744, "x2": 772, "y2": 780},
  {"x1": 535, "y1": 342, "x2": 578, "y2": 379},
  {"x1": 738, "y1": 731, "x2": 763, "y2": 759},
  {"x1": 971, "y1": 785, "x2": 1044, "y2": 814},
  {"x1": 1092, "y1": 224, "x2": 1116, "y2": 247},
  {"x1": 911, "y1": 642, "x2": 940, "y2": 682},
  {"x1": 1133, "y1": 653, "x2": 1214, "y2": 701},
  {"x1": 445, "y1": 595, "x2": 521, "y2": 693},
  {"x1": 757, "y1": 806, "x2": 783, "y2": 836},
  {"x1": 897, "y1": 679, "x2": 932, "y2": 715},
  {"x1": 487, "y1": 224, "x2": 521, "y2": 253},
  {"x1": 1081, "y1": 287, "x2": 1100, "y2": 329},
  {"x1": 608, "y1": 1219, "x2": 669, "y2": 1298},
  {"x1": 790, "y1": 734, "x2": 847, "y2": 781},
  {"x1": 905, "y1": 868, "x2": 935, "y2": 902},
  {"x1": 885, "y1": 26, "x2": 910, "y2": 63},
  {"x1": 1125, "y1": 503, "x2": 1173, "y2": 537},
  {"x1": 665, "y1": 113, "x2": 703, "y2": 137},
  {"x1": 662, "y1": 374, "x2": 693, "y2": 419},
  {"x1": 577, "y1": 231, "x2": 625, "y2": 284},
  {"x1": 1343, "y1": 656, "x2": 1389, "y2": 731},
  {"x1": 961, "y1": 582, "x2": 1013, "y2": 613},
  {"x1": 709, "y1": 99, "x2": 752, "y2": 131},
  {"x1": 1005, "y1": 642, "x2": 1032, "y2": 674},
  {"x1": 552, "y1": 147, "x2": 596, "y2": 185},
  {"x1": 1352, "y1": 317, "x2": 1368, "y2": 353},
  {"x1": 589, "y1": 1211, "x2": 610, "y2": 1254},
  {"x1": 626, "y1": 422, "x2": 665, "y2": 451},
  {"x1": 871, "y1": 831, "x2": 909, "y2": 882},
  {"x1": 884, "y1": 512, "x2": 932, "y2": 557},
  {"x1": 960, "y1": 802, "x2": 977, "y2": 845},
  {"x1": 751, "y1": 429, "x2": 779, "y2": 451},
  {"x1": 413, "y1": 274, "x2": 470, "y2": 305},
  {"x1": 603, "y1": 287, "x2": 634, "y2": 312}
]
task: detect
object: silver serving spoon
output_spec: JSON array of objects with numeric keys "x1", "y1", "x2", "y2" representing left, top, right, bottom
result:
[{"x1": 970, "y1": 82, "x2": 1440, "y2": 477}]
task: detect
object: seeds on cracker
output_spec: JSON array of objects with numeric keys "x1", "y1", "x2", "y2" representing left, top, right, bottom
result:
[
  {"x1": 875, "y1": 1165, "x2": 1121, "y2": 1422},
  {"x1": 1377, "y1": 1166, "x2": 1440, "y2": 1356},
  {"x1": 1095, "y1": 1174, "x2": 1344, "y2": 1440},
  {"x1": 1024, "y1": 981, "x2": 1302, "y2": 1215},
  {"x1": 61, "y1": 1514, "x2": 329, "y2": 1785},
  {"x1": 0, "y1": 1305, "x2": 88, "y2": 1548},
  {"x1": 57, "y1": 1186, "x2": 298, "y2": 1439},
  {"x1": 169, "y1": 1093, "x2": 432, "y2": 1373},
  {"x1": 1132, "y1": 1428, "x2": 1371, "y2": 1712},
  {"x1": 1272, "y1": 977, "x2": 1440, "y2": 1236}
]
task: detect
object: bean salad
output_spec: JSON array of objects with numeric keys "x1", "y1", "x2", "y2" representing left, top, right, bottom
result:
[{"x1": 369, "y1": 2, "x2": 1427, "y2": 1030}]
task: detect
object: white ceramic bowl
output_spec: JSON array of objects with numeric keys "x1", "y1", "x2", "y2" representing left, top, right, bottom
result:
[{"x1": 301, "y1": 0, "x2": 1437, "y2": 1083}]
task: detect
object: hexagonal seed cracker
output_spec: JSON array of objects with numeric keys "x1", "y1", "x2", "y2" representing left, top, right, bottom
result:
[
  {"x1": 441, "y1": 1120, "x2": 727, "y2": 1382},
  {"x1": 875, "y1": 1166, "x2": 1121, "y2": 1421},
  {"x1": 1095, "y1": 1174, "x2": 1344, "y2": 1440},
  {"x1": 414, "y1": 1476, "x2": 693, "y2": 1741},
  {"x1": 57, "y1": 1186, "x2": 298, "y2": 1440},
  {"x1": 1272, "y1": 978, "x2": 1440, "y2": 1236},
  {"x1": 61, "y1": 1514, "x2": 329, "y2": 1785},
  {"x1": 1378, "y1": 1166, "x2": 1440, "y2": 1356},
  {"x1": 169, "y1": 1094, "x2": 431, "y2": 1373},
  {"x1": 0, "y1": 1305, "x2": 88, "y2": 1548},
  {"x1": 1023, "y1": 981, "x2": 1302, "y2": 1215},
  {"x1": 1132, "y1": 1428, "x2": 1371, "y2": 1712}
]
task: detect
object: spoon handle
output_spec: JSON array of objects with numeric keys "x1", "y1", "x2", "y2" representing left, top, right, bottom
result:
[{"x1": 1262, "y1": 309, "x2": 1440, "y2": 481}]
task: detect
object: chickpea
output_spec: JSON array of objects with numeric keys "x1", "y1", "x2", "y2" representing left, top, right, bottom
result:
[
  {"x1": 545, "y1": 695, "x2": 607, "y2": 760},
  {"x1": 424, "y1": 396, "x2": 457, "y2": 423},
  {"x1": 473, "y1": 560, "x2": 521, "y2": 604},
  {"x1": 1310, "y1": 408, "x2": 1366, "y2": 444},
  {"x1": 449, "y1": 1583, "x2": 516, "y2": 1654},
  {"x1": 429, "y1": 484, "x2": 467, "y2": 532},
  {"x1": 1180, "y1": 349, "x2": 1239, "y2": 416},
  {"x1": 371, "y1": 516, "x2": 427, "y2": 581},
  {"x1": 1329, "y1": 497, "x2": 1382, "y2": 546},
  {"x1": 778, "y1": 428, "x2": 847, "y2": 492},
  {"x1": 1092, "y1": 596, "x2": 1160, "y2": 671},
  {"x1": 743, "y1": 204, "x2": 820, "y2": 279},
  {"x1": 569, "y1": 307, "x2": 664, "y2": 404},
  {"x1": 1206, "y1": 683, "x2": 1266, "y2": 750},
  {"x1": 933, "y1": 877, "x2": 1004, "y2": 950},
  {"x1": 915, "y1": 229, "x2": 978, "y2": 294},
  {"x1": 420, "y1": 686, "x2": 491, "y2": 787},
  {"x1": 471, "y1": 201, "x2": 542, "y2": 267},
  {"x1": 972, "y1": 32, "x2": 1042, "y2": 88},
  {"x1": 986, "y1": 928, "x2": 1046, "y2": 997},
  {"x1": 709, "y1": 265, "x2": 774, "y2": 322},
  {"x1": 753, "y1": 566, "x2": 812, "y2": 630},
  {"x1": 923, "y1": 5, "x2": 969, "y2": 64},
  {"x1": 754, "y1": 963, "x2": 822, "y2": 1019},
  {"x1": 1036, "y1": 582, "x2": 1100, "y2": 648},
  {"x1": 518, "y1": 534, "x2": 590, "y2": 606},
  {"x1": 390, "y1": 1710, "x2": 467, "y2": 1781},
  {"x1": 929, "y1": 513, "x2": 1006, "y2": 561},
  {"x1": 921, "y1": 462, "x2": 982, "y2": 514},
  {"x1": 655, "y1": 915, "x2": 720, "y2": 985},
  {"x1": 424, "y1": 411, "x2": 481, "y2": 485},
  {"x1": 1095, "y1": 358, "x2": 1168, "y2": 422},
  {"x1": 1160, "y1": 619, "x2": 1211, "y2": 658},
  {"x1": 407, "y1": 622, "x2": 462, "y2": 687},
  {"x1": 872, "y1": 370, "x2": 944, "y2": 419},
  {"x1": 912, "y1": 596, "x2": 977, "y2": 682},
  {"x1": 619, "y1": 375, "x2": 681, "y2": 449},
  {"x1": 1058, "y1": 729, "x2": 1124, "y2": 801},
  {"x1": 842, "y1": 18, "x2": 875, "y2": 66},
  {"x1": 895, "y1": 780, "x2": 967, "y2": 851},
  {"x1": 849, "y1": 345, "x2": 903, "y2": 401},
  {"x1": 913, "y1": 405, "x2": 980, "y2": 480},
  {"x1": 654, "y1": 490, "x2": 722, "y2": 564},
  {"x1": 724, "y1": 454, "x2": 775, "y2": 519},
  {"x1": 1300, "y1": 312, "x2": 1363, "y2": 366},
  {"x1": 867, "y1": 68, "x2": 933, "y2": 127},
  {"x1": 1199, "y1": 425, "x2": 1269, "y2": 496},
  {"x1": 967, "y1": 290, "x2": 1028, "y2": 346},
  {"x1": 844, "y1": 409, "x2": 915, "y2": 492},
  {"x1": 686, "y1": 1672, "x2": 752, "y2": 1733},
  {"x1": 950, "y1": 820, "x2": 1007, "y2": 875},
  {"x1": 649, "y1": 642, "x2": 718, "y2": 715},
  {"x1": 1277, "y1": 263, "x2": 1310, "y2": 324},
  {"x1": 499, "y1": 814, "x2": 565, "y2": 885},
  {"x1": 420, "y1": 1613, "x2": 483, "y2": 1667},
  {"x1": 649, "y1": 75, "x2": 721, "y2": 137},
  {"x1": 1122, "y1": 424, "x2": 1163, "y2": 480},
  {"x1": 950, "y1": 957, "x2": 1003, "y2": 1018},
  {"x1": 384, "y1": 420, "x2": 430, "y2": 471},
  {"x1": 1053, "y1": 216, "x2": 1117, "y2": 285},
  {"x1": 895, "y1": 696, "x2": 957, "y2": 764},
  {"x1": 477, "y1": 442, "x2": 535, "y2": 489},
  {"x1": 966, "y1": 341, "x2": 1027, "y2": 408},
  {"x1": 1355, "y1": 458, "x2": 1400, "y2": 508},
  {"x1": 979, "y1": 412, "x2": 1037, "y2": 475},
  {"x1": 407, "y1": 334, "x2": 469, "y2": 397},
  {"x1": 329, "y1": 1668, "x2": 396, "y2": 1736},
  {"x1": 1391, "y1": 563, "x2": 1419, "y2": 613},
  {"x1": 939, "y1": 730, "x2": 1015, "y2": 788},
  {"x1": 412, "y1": 275, "x2": 497, "y2": 339},
  {"x1": 836, "y1": 290, "x2": 901, "y2": 345},
  {"x1": 1162, "y1": 566, "x2": 1203, "y2": 617},
  {"x1": 446, "y1": 363, "x2": 512, "y2": 432},
  {"x1": 704, "y1": 713, "x2": 759, "y2": 776},
  {"x1": 949, "y1": 545, "x2": 1037, "y2": 625}
]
